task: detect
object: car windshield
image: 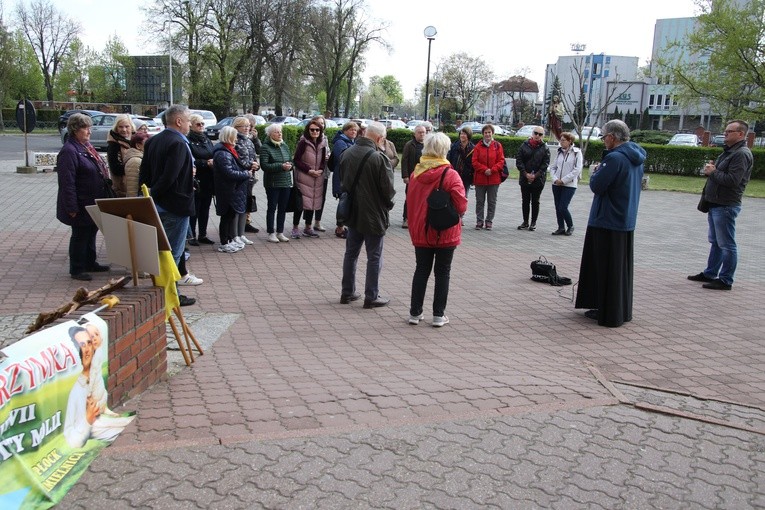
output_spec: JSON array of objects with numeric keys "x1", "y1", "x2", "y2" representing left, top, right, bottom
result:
[{"x1": 673, "y1": 135, "x2": 696, "y2": 142}]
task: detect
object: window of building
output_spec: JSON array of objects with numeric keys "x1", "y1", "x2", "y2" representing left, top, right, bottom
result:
[
  {"x1": 604, "y1": 70, "x2": 609, "y2": 78},
  {"x1": 657, "y1": 95, "x2": 663, "y2": 107},
  {"x1": 649, "y1": 94, "x2": 655, "y2": 107},
  {"x1": 606, "y1": 56, "x2": 611, "y2": 64},
  {"x1": 664, "y1": 95, "x2": 671, "y2": 109},
  {"x1": 593, "y1": 63, "x2": 600, "y2": 75}
]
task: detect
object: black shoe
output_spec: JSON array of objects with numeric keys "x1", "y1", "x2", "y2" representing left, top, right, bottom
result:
[
  {"x1": 363, "y1": 296, "x2": 390, "y2": 309},
  {"x1": 89, "y1": 263, "x2": 110, "y2": 272},
  {"x1": 584, "y1": 309, "x2": 598, "y2": 320},
  {"x1": 687, "y1": 272, "x2": 715, "y2": 283},
  {"x1": 551, "y1": 229, "x2": 566, "y2": 235},
  {"x1": 517, "y1": 222, "x2": 529, "y2": 230},
  {"x1": 178, "y1": 295, "x2": 196, "y2": 306},
  {"x1": 245, "y1": 223, "x2": 259, "y2": 233},
  {"x1": 340, "y1": 292, "x2": 361, "y2": 304},
  {"x1": 198, "y1": 236, "x2": 215, "y2": 245},
  {"x1": 71, "y1": 273, "x2": 92, "y2": 281},
  {"x1": 528, "y1": 223, "x2": 536, "y2": 231},
  {"x1": 702, "y1": 279, "x2": 732, "y2": 290},
  {"x1": 188, "y1": 238, "x2": 200, "y2": 246},
  {"x1": 565, "y1": 226, "x2": 574, "y2": 236}
]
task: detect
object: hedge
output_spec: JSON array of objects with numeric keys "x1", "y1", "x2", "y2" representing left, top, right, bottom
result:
[{"x1": 266, "y1": 126, "x2": 764, "y2": 180}]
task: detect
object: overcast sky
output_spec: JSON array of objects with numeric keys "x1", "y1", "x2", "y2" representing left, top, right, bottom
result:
[{"x1": 43, "y1": 0, "x2": 701, "y2": 100}]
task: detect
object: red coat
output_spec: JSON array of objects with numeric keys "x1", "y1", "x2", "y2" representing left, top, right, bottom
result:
[
  {"x1": 472, "y1": 140, "x2": 505, "y2": 186},
  {"x1": 406, "y1": 163, "x2": 467, "y2": 248}
]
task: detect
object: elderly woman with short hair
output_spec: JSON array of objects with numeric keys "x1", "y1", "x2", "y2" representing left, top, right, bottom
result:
[
  {"x1": 56, "y1": 113, "x2": 112, "y2": 281},
  {"x1": 106, "y1": 114, "x2": 134, "y2": 197},
  {"x1": 406, "y1": 132, "x2": 467, "y2": 327},
  {"x1": 232, "y1": 116, "x2": 259, "y2": 245},
  {"x1": 213, "y1": 126, "x2": 252, "y2": 253},
  {"x1": 259, "y1": 123, "x2": 294, "y2": 243}
]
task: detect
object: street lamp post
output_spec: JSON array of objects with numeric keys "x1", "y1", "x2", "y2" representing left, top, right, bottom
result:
[{"x1": 423, "y1": 26, "x2": 437, "y2": 121}]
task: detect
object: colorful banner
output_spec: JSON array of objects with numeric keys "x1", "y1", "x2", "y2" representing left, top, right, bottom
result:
[{"x1": 0, "y1": 313, "x2": 134, "y2": 509}]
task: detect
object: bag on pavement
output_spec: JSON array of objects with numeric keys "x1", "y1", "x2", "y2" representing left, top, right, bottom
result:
[{"x1": 531, "y1": 255, "x2": 572, "y2": 286}]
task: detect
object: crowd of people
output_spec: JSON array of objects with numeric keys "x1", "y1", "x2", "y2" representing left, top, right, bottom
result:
[{"x1": 56, "y1": 107, "x2": 751, "y2": 328}]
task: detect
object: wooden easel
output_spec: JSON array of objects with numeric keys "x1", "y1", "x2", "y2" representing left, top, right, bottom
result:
[{"x1": 125, "y1": 214, "x2": 203, "y2": 366}]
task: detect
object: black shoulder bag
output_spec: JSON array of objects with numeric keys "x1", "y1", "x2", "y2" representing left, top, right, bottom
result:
[
  {"x1": 426, "y1": 166, "x2": 460, "y2": 245},
  {"x1": 336, "y1": 149, "x2": 374, "y2": 223}
]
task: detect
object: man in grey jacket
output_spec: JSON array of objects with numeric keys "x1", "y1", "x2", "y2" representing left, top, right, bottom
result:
[
  {"x1": 688, "y1": 119, "x2": 752, "y2": 291},
  {"x1": 339, "y1": 121, "x2": 396, "y2": 308}
]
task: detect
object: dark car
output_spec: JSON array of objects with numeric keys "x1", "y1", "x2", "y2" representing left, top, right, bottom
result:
[
  {"x1": 58, "y1": 110, "x2": 102, "y2": 142},
  {"x1": 709, "y1": 134, "x2": 726, "y2": 147},
  {"x1": 205, "y1": 116, "x2": 235, "y2": 140}
]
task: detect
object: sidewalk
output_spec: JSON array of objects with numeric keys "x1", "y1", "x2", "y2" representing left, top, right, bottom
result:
[{"x1": 1, "y1": 159, "x2": 764, "y2": 509}]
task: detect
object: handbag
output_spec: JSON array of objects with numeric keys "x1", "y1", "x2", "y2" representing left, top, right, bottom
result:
[
  {"x1": 426, "y1": 166, "x2": 460, "y2": 233},
  {"x1": 102, "y1": 177, "x2": 116, "y2": 199},
  {"x1": 336, "y1": 149, "x2": 374, "y2": 223},
  {"x1": 248, "y1": 194, "x2": 258, "y2": 213},
  {"x1": 697, "y1": 182, "x2": 709, "y2": 213},
  {"x1": 530, "y1": 255, "x2": 572, "y2": 286},
  {"x1": 285, "y1": 186, "x2": 301, "y2": 213},
  {"x1": 500, "y1": 160, "x2": 510, "y2": 183}
]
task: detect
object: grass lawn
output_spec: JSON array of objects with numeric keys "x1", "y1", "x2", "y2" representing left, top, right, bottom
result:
[{"x1": 507, "y1": 168, "x2": 765, "y2": 199}]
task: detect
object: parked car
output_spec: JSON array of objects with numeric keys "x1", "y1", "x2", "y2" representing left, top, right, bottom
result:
[
  {"x1": 297, "y1": 118, "x2": 338, "y2": 129},
  {"x1": 268, "y1": 116, "x2": 301, "y2": 126},
  {"x1": 574, "y1": 126, "x2": 602, "y2": 139},
  {"x1": 330, "y1": 117, "x2": 350, "y2": 126},
  {"x1": 709, "y1": 134, "x2": 726, "y2": 147},
  {"x1": 205, "y1": 116, "x2": 235, "y2": 140},
  {"x1": 61, "y1": 113, "x2": 159, "y2": 148},
  {"x1": 134, "y1": 116, "x2": 163, "y2": 136},
  {"x1": 251, "y1": 114, "x2": 267, "y2": 126},
  {"x1": 515, "y1": 125, "x2": 543, "y2": 138},
  {"x1": 407, "y1": 119, "x2": 427, "y2": 131},
  {"x1": 192, "y1": 109, "x2": 217, "y2": 128},
  {"x1": 456, "y1": 121, "x2": 484, "y2": 134},
  {"x1": 381, "y1": 119, "x2": 407, "y2": 130},
  {"x1": 668, "y1": 133, "x2": 701, "y2": 146},
  {"x1": 58, "y1": 110, "x2": 102, "y2": 142}
]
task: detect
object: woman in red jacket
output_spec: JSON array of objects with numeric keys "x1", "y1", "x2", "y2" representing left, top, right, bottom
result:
[
  {"x1": 471, "y1": 125, "x2": 505, "y2": 230},
  {"x1": 406, "y1": 133, "x2": 468, "y2": 327}
]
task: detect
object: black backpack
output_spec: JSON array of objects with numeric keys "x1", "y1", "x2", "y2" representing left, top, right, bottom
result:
[{"x1": 426, "y1": 166, "x2": 460, "y2": 243}]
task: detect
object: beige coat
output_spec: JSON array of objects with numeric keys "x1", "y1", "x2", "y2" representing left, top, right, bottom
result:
[{"x1": 123, "y1": 148, "x2": 143, "y2": 197}]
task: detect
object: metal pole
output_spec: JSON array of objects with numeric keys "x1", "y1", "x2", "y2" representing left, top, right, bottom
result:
[
  {"x1": 424, "y1": 37, "x2": 433, "y2": 121},
  {"x1": 169, "y1": 55, "x2": 174, "y2": 105}
]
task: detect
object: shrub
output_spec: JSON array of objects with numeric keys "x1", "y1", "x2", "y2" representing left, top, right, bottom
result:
[{"x1": 630, "y1": 130, "x2": 673, "y2": 145}]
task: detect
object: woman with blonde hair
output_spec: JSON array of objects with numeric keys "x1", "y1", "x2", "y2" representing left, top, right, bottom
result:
[
  {"x1": 106, "y1": 114, "x2": 134, "y2": 197},
  {"x1": 232, "y1": 116, "x2": 259, "y2": 246},
  {"x1": 212, "y1": 126, "x2": 252, "y2": 253},
  {"x1": 406, "y1": 133, "x2": 467, "y2": 327},
  {"x1": 188, "y1": 113, "x2": 216, "y2": 245}
]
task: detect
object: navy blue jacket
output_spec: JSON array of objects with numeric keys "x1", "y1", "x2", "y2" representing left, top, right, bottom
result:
[
  {"x1": 139, "y1": 128, "x2": 195, "y2": 216},
  {"x1": 587, "y1": 141, "x2": 645, "y2": 231},
  {"x1": 331, "y1": 131, "x2": 355, "y2": 197},
  {"x1": 212, "y1": 144, "x2": 250, "y2": 215},
  {"x1": 56, "y1": 139, "x2": 108, "y2": 227}
]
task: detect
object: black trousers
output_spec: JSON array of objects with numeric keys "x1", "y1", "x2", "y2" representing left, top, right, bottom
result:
[
  {"x1": 409, "y1": 246, "x2": 456, "y2": 317},
  {"x1": 69, "y1": 224, "x2": 99, "y2": 275},
  {"x1": 520, "y1": 182, "x2": 544, "y2": 224},
  {"x1": 219, "y1": 209, "x2": 237, "y2": 244}
]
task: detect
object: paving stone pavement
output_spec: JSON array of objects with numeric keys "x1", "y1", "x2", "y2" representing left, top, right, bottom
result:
[{"x1": 1, "y1": 155, "x2": 764, "y2": 508}]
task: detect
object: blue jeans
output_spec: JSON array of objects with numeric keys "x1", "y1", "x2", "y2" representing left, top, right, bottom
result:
[
  {"x1": 265, "y1": 187, "x2": 291, "y2": 234},
  {"x1": 703, "y1": 204, "x2": 741, "y2": 285},
  {"x1": 342, "y1": 227, "x2": 384, "y2": 301},
  {"x1": 158, "y1": 210, "x2": 190, "y2": 265},
  {"x1": 552, "y1": 185, "x2": 576, "y2": 229}
]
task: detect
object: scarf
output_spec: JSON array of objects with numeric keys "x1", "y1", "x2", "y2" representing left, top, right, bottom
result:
[
  {"x1": 223, "y1": 143, "x2": 239, "y2": 159},
  {"x1": 412, "y1": 155, "x2": 450, "y2": 178},
  {"x1": 82, "y1": 141, "x2": 110, "y2": 179},
  {"x1": 528, "y1": 137, "x2": 544, "y2": 148}
]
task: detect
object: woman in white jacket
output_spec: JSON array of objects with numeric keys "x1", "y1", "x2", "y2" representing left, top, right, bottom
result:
[{"x1": 548, "y1": 132, "x2": 582, "y2": 235}]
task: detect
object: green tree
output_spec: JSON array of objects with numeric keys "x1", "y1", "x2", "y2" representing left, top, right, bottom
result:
[
  {"x1": 55, "y1": 38, "x2": 96, "y2": 100},
  {"x1": 89, "y1": 36, "x2": 130, "y2": 103},
  {"x1": 434, "y1": 52, "x2": 494, "y2": 120},
  {"x1": 15, "y1": 0, "x2": 80, "y2": 101},
  {"x1": 662, "y1": 0, "x2": 765, "y2": 119}
]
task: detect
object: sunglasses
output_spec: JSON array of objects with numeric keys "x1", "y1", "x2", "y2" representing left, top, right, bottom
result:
[
  {"x1": 533, "y1": 132, "x2": 544, "y2": 136},
  {"x1": 194, "y1": 122, "x2": 204, "y2": 126},
  {"x1": 309, "y1": 128, "x2": 320, "y2": 132}
]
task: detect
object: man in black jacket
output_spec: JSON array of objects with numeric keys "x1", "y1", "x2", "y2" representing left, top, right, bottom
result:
[
  {"x1": 139, "y1": 104, "x2": 197, "y2": 305},
  {"x1": 339, "y1": 121, "x2": 396, "y2": 308},
  {"x1": 688, "y1": 119, "x2": 752, "y2": 291}
]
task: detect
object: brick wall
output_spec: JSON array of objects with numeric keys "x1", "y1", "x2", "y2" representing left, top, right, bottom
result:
[{"x1": 59, "y1": 286, "x2": 167, "y2": 408}]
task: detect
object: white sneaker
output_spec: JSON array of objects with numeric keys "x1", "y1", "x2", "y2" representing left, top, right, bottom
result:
[
  {"x1": 230, "y1": 242, "x2": 244, "y2": 252},
  {"x1": 408, "y1": 314, "x2": 424, "y2": 325},
  {"x1": 232, "y1": 237, "x2": 245, "y2": 248},
  {"x1": 178, "y1": 273, "x2": 203, "y2": 286},
  {"x1": 217, "y1": 244, "x2": 237, "y2": 253},
  {"x1": 239, "y1": 235, "x2": 254, "y2": 245},
  {"x1": 432, "y1": 315, "x2": 450, "y2": 327},
  {"x1": 276, "y1": 232, "x2": 290, "y2": 242},
  {"x1": 267, "y1": 233, "x2": 279, "y2": 243}
]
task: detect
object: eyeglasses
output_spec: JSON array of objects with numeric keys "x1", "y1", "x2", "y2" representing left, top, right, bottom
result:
[
  {"x1": 533, "y1": 132, "x2": 544, "y2": 136},
  {"x1": 724, "y1": 129, "x2": 742, "y2": 134}
]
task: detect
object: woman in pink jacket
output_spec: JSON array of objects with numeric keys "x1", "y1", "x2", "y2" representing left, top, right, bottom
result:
[
  {"x1": 406, "y1": 133, "x2": 467, "y2": 327},
  {"x1": 471, "y1": 124, "x2": 505, "y2": 230}
]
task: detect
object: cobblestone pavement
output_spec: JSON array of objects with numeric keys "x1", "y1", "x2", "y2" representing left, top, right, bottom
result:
[{"x1": 1, "y1": 157, "x2": 764, "y2": 508}]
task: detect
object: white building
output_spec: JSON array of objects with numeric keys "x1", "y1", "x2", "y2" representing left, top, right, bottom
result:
[{"x1": 543, "y1": 53, "x2": 641, "y2": 128}]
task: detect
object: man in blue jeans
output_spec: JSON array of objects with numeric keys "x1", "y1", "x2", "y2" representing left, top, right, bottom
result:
[
  {"x1": 688, "y1": 120, "x2": 752, "y2": 291},
  {"x1": 139, "y1": 105, "x2": 197, "y2": 305}
]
